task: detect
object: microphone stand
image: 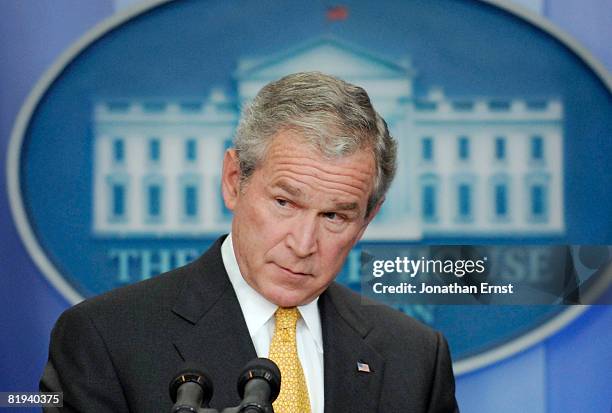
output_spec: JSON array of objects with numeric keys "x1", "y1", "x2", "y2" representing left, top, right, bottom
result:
[{"x1": 170, "y1": 358, "x2": 280, "y2": 413}]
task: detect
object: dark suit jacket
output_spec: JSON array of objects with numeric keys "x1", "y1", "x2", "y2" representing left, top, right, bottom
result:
[{"x1": 41, "y1": 236, "x2": 458, "y2": 412}]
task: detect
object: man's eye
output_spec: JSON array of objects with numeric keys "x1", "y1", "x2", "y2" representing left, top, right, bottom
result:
[
  {"x1": 276, "y1": 198, "x2": 288, "y2": 207},
  {"x1": 323, "y1": 212, "x2": 338, "y2": 220}
]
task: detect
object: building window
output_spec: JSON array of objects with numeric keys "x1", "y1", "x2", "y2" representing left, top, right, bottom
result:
[
  {"x1": 180, "y1": 101, "x2": 203, "y2": 112},
  {"x1": 452, "y1": 101, "x2": 474, "y2": 111},
  {"x1": 185, "y1": 139, "x2": 197, "y2": 162},
  {"x1": 490, "y1": 174, "x2": 511, "y2": 222},
  {"x1": 107, "y1": 101, "x2": 129, "y2": 112},
  {"x1": 525, "y1": 173, "x2": 549, "y2": 223},
  {"x1": 530, "y1": 136, "x2": 544, "y2": 161},
  {"x1": 494, "y1": 183, "x2": 508, "y2": 217},
  {"x1": 422, "y1": 184, "x2": 437, "y2": 221},
  {"x1": 422, "y1": 137, "x2": 434, "y2": 161},
  {"x1": 149, "y1": 138, "x2": 161, "y2": 162},
  {"x1": 184, "y1": 184, "x2": 198, "y2": 218},
  {"x1": 147, "y1": 184, "x2": 162, "y2": 218},
  {"x1": 531, "y1": 184, "x2": 546, "y2": 218},
  {"x1": 414, "y1": 100, "x2": 437, "y2": 111},
  {"x1": 112, "y1": 139, "x2": 124, "y2": 163},
  {"x1": 494, "y1": 137, "x2": 506, "y2": 161},
  {"x1": 420, "y1": 174, "x2": 439, "y2": 223},
  {"x1": 143, "y1": 101, "x2": 166, "y2": 112},
  {"x1": 458, "y1": 183, "x2": 472, "y2": 218},
  {"x1": 489, "y1": 100, "x2": 511, "y2": 111},
  {"x1": 107, "y1": 175, "x2": 129, "y2": 223},
  {"x1": 179, "y1": 175, "x2": 201, "y2": 222},
  {"x1": 112, "y1": 184, "x2": 125, "y2": 217},
  {"x1": 458, "y1": 136, "x2": 470, "y2": 160}
]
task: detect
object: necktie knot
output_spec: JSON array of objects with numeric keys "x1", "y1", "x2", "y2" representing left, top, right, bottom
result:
[{"x1": 275, "y1": 307, "x2": 300, "y2": 330}]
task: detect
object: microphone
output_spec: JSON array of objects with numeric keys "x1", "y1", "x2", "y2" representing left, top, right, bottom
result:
[
  {"x1": 236, "y1": 358, "x2": 281, "y2": 413},
  {"x1": 169, "y1": 366, "x2": 214, "y2": 413}
]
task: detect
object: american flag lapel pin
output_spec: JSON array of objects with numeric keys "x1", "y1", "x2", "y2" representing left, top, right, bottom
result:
[{"x1": 357, "y1": 361, "x2": 371, "y2": 373}]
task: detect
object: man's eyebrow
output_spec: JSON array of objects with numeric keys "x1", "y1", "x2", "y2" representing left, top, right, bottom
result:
[
  {"x1": 275, "y1": 180, "x2": 359, "y2": 211},
  {"x1": 333, "y1": 202, "x2": 359, "y2": 211},
  {"x1": 275, "y1": 180, "x2": 302, "y2": 197}
]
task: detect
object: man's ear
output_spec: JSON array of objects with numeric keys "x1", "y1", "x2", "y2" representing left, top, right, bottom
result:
[
  {"x1": 356, "y1": 198, "x2": 384, "y2": 241},
  {"x1": 221, "y1": 149, "x2": 240, "y2": 211}
]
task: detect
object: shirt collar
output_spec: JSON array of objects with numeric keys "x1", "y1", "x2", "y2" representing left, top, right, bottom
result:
[
  {"x1": 221, "y1": 233, "x2": 323, "y2": 353},
  {"x1": 222, "y1": 233, "x2": 276, "y2": 337},
  {"x1": 299, "y1": 296, "x2": 323, "y2": 353}
]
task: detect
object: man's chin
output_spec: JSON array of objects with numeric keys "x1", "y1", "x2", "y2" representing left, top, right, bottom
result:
[{"x1": 263, "y1": 287, "x2": 311, "y2": 308}]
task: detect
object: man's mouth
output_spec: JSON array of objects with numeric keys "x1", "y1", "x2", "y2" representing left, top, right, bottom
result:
[{"x1": 276, "y1": 264, "x2": 311, "y2": 277}]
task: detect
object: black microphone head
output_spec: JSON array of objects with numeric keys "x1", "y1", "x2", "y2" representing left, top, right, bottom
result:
[
  {"x1": 169, "y1": 366, "x2": 214, "y2": 405},
  {"x1": 237, "y1": 357, "x2": 281, "y2": 403}
]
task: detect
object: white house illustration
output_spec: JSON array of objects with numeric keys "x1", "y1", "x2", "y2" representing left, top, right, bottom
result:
[{"x1": 92, "y1": 37, "x2": 564, "y2": 239}]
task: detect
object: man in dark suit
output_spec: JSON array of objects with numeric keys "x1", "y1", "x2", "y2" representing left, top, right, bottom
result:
[{"x1": 41, "y1": 72, "x2": 459, "y2": 412}]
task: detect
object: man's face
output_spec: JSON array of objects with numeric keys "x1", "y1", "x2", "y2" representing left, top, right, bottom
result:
[{"x1": 222, "y1": 130, "x2": 380, "y2": 307}]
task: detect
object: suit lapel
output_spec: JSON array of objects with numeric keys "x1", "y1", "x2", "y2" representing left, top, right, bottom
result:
[
  {"x1": 320, "y1": 284, "x2": 385, "y2": 413},
  {"x1": 170, "y1": 237, "x2": 257, "y2": 409}
]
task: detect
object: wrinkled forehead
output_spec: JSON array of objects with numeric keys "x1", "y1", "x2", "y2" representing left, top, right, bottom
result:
[{"x1": 260, "y1": 131, "x2": 377, "y2": 203}]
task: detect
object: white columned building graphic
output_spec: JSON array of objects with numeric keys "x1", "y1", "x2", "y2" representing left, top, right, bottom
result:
[{"x1": 92, "y1": 37, "x2": 564, "y2": 239}]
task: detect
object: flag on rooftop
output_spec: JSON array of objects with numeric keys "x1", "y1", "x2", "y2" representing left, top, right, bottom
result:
[{"x1": 327, "y1": 5, "x2": 349, "y2": 21}]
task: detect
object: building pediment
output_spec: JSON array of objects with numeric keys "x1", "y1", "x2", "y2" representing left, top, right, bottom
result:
[{"x1": 235, "y1": 36, "x2": 414, "y2": 81}]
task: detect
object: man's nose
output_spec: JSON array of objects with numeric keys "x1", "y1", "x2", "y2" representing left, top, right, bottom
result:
[{"x1": 286, "y1": 215, "x2": 318, "y2": 258}]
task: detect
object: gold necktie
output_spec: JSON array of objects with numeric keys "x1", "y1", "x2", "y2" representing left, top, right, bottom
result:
[{"x1": 268, "y1": 307, "x2": 311, "y2": 413}]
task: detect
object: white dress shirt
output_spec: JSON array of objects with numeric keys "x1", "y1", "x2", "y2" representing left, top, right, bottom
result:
[{"x1": 221, "y1": 234, "x2": 324, "y2": 413}]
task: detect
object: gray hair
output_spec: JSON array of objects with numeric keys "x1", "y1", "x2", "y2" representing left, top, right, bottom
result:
[{"x1": 234, "y1": 72, "x2": 397, "y2": 217}]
